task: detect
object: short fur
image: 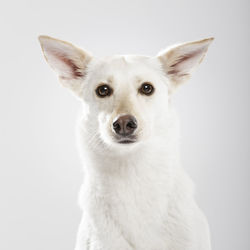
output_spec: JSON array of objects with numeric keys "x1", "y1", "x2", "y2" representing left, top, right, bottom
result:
[{"x1": 39, "y1": 36, "x2": 213, "y2": 250}]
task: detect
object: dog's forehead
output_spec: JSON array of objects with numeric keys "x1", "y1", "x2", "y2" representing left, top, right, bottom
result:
[
  {"x1": 101, "y1": 55, "x2": 153, "y2": 67},
  {"x1": 89, "y1": 55, "x2": 162, "y2": 82}
]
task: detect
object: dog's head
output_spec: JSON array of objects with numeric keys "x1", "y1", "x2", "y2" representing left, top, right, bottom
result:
[{"x1": 39, "y1": 36, "x2": 213, "y2": 154}]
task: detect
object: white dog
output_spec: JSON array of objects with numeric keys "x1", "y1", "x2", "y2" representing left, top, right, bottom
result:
[{"x1": 39, "y1": 36, "x2": 213, "y2": 250}]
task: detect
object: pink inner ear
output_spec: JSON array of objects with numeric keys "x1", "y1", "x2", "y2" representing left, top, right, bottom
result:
[
  {"x1": 44, "y1": 44, "x2": 85, "y2": 79},
  {"x1": 53, "y1": 52, "x2": 84, "y2": 79},
  {"x1": 60, "y1": 56, "x2": 84, "y2": 78},
  {"x1": 168, "y1": 54, "x2": 192, "y2": 74},
  {"x1": 168, "y1": 48, "x2": 205, "y2": 76}
]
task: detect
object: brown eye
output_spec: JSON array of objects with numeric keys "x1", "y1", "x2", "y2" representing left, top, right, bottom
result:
[
  {"x1": 96, "y1": 84, "x2": 113, "y2": 98},
  {"x1": 139, "y1": 82, "x2": 154, "y2": 96}
]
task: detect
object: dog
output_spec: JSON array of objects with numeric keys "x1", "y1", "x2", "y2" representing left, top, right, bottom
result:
[{"x1": 39, "y1": 35, "x2": 213, "y2": 250}]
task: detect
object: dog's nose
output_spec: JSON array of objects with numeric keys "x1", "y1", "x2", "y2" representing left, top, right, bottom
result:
[{"x1": 113, "y1": 115, "x2": 137, "y2": 136}]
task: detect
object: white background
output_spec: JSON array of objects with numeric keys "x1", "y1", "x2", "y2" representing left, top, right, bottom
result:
[{"x1": 0, "y1": 0, "x2": 249, "y2": 249}]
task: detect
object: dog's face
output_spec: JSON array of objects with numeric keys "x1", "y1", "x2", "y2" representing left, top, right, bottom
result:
[
  {"x1": 39, "y1": 36, "x2": 213, "y2": 152},
  {"x1": 81, "y1": 55, "x2": 169, "y2": 148}
]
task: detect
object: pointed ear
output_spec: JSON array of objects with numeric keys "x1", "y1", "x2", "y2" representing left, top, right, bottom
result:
[
  {"x1": 157, "y1": 38, "x2": 214, "y2": 91},
  {"x1": 38, "y1": 35, "x2": 92, "y2": 97}
]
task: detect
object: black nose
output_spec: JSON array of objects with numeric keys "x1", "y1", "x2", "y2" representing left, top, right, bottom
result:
[{"x1": 113, "y1": 115, "x2": 137, "y2": 136}]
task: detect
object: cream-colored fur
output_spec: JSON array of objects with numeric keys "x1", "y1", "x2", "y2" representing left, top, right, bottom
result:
[{"x1": 39, "y1": 36, "x2": 213, "y2": 250}]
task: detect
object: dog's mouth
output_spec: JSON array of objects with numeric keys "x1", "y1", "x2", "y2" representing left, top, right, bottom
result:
[
  {"x1": 114, "y1": 135, "x2": 137, "y2": 145},
  {"x1": 117, "y1": 139, "x2": 136, "y2": 144}
]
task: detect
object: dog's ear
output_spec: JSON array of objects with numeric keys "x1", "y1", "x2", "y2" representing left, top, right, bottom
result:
[
  {"x1": 158, "y1": 38, "x2": 214, "y2": 92},
  {"x1": 38, "y1": 35, "x2": 92, "y2": 97}
]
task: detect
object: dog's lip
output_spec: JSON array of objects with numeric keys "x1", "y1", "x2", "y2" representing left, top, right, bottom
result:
[
  {"x1": 115, "y1": 136, "x2": 137, "y2": 144},
  {"x1": 118, "y1": 139, "x2": 136, "y2": 144}
]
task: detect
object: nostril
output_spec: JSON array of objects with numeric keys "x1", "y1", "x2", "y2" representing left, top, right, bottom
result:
[
  {"x1": 126, "y1": 120, "x2": 137, "y2": 130},
  {"x1": 113, "y1": 121, "x2": 121, "y2": 132}
]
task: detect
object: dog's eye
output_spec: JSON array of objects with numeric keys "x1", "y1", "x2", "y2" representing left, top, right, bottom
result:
[
  {"x1": 139, "y1": 82, "x2": 154, "y2": 96},
  {"x1": 96, "y1": 84, "x2": 113, "y2": 98}
]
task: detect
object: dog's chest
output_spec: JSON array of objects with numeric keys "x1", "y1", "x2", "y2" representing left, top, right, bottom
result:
[
  {"x1": 100, "y1": 168, "x2": 173, "y2": 249},
  {"x1": 80, "y1": 158, "x2": 197, "y2": 250}
]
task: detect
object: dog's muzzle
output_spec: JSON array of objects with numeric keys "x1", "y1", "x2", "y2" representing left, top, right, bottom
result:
[{"x1": 112, "y1": 115, "x2": 137, "y2": 144}]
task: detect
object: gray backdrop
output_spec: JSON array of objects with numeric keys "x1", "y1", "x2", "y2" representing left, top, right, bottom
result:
[{"x1": 0, "y1": 0, "x2": 249, "y2": 249}]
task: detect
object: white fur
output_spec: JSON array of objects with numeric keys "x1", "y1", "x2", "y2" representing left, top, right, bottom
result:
[{"x1": 39, "y1": 36, "x2": 213, "y2": 250}]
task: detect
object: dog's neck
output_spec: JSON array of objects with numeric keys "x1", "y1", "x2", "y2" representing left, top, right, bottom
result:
[{"x1": 77, "y1": 107, "x2": 195, "y2": 208}]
